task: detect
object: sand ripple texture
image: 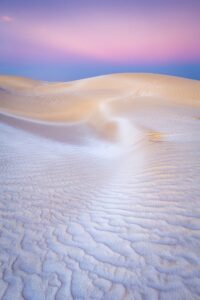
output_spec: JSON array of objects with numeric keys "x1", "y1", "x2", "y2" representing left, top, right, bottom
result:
[{"x1": 0, "y1": 73, "x2": 200, "y2": 300}]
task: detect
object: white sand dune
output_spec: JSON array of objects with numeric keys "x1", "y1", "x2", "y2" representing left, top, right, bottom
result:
[{"x1": 0, "y1": 73, "x2": 200, "y2": 299}]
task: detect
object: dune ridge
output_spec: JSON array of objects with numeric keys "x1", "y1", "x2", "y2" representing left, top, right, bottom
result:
[
  {"x1": 0, "y1": 73, "x2": 200, "y2": 144},
  {"x1": 0, "y1": 73, "x2": 200, "y2": 299}
]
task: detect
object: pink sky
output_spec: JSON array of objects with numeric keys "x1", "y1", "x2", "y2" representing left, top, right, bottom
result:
[{"x1": 0, "y1": 8, "x2": 200, "y2": 64}]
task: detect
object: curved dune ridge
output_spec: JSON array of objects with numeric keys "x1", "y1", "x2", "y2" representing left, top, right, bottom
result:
[
  {"x1": 0, "y1": 73, "x2": 200, "y2": 144},
  {"x1": 0, "y1": 73, "x2": 200, "y2": 299}
]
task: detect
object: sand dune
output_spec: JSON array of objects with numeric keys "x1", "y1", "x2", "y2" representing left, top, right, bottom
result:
[{"x1": 0, "y1": 73, "x2": 200, "y2": 299}]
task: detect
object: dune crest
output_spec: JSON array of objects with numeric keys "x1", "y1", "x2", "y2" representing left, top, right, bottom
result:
[{"x1": 0, "y1": 73, "x2": 200, "y2": 145}]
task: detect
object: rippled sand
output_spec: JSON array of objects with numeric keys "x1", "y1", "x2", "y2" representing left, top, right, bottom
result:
[{"x1": 0, "y1": 73, "x2": 200, "y2": 300}]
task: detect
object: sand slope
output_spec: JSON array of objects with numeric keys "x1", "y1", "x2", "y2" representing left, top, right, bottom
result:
[{"x1": 0, "y1": 73, "x2": 200, "y2": 299}]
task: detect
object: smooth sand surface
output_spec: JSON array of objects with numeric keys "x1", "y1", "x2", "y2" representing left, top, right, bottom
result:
[{"x1": 0, "y1": 73, "x2": 200, "y2": 299}]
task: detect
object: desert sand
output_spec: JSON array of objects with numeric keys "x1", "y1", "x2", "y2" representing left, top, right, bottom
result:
[{"x1": 0, "y1": 73, "x2": 200, "y2": 299}]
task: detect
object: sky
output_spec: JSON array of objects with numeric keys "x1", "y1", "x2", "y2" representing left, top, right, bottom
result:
[{"x1": 0, "y1": 0, "x2": 200, "y2": 81}]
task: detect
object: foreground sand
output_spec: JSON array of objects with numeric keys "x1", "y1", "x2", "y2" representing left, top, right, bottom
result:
[{"x1": 0, "y1": 73, "x2": 200, "y2": 299}]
